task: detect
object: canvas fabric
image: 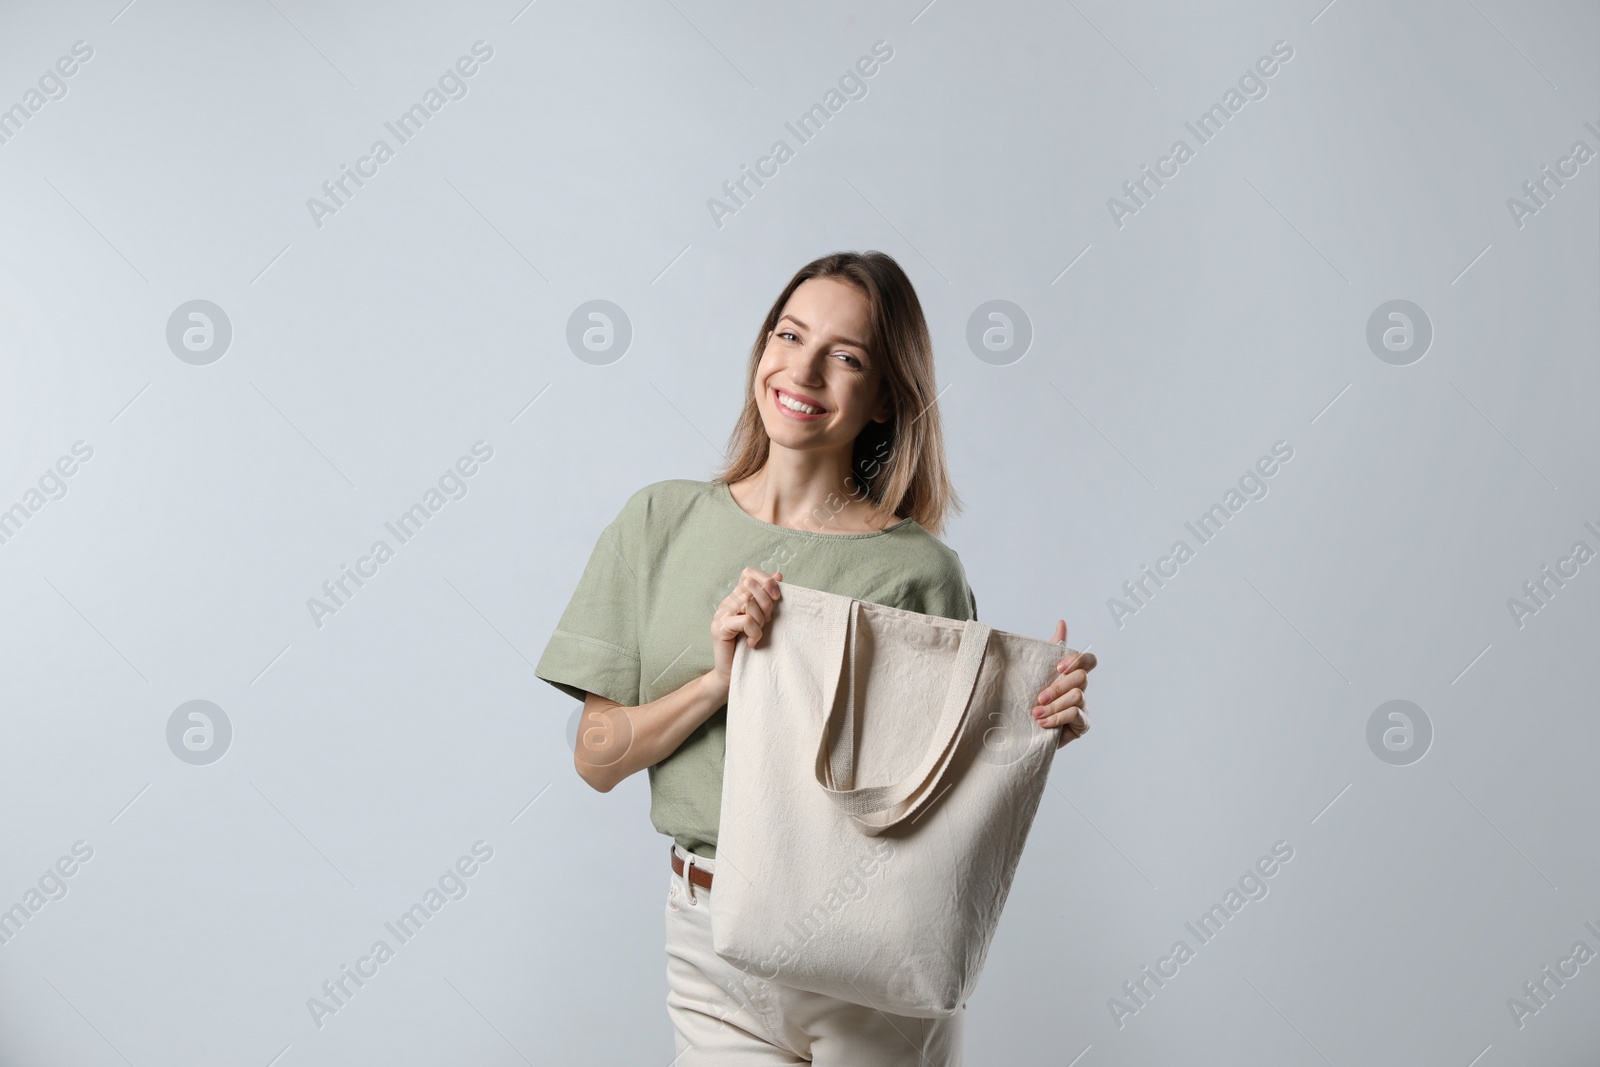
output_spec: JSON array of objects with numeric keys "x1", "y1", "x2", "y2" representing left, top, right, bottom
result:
[
  {"x1": 665, "y1": 843, "x2": 964, "y2": 1065},
  {"x1": 711, "y1": 580, "x2": 1072, "y2": 1018}
]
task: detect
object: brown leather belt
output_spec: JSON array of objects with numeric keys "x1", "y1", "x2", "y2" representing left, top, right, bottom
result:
[{"x1": 670, "y1": 845, "x2": 714, "y2": 891}]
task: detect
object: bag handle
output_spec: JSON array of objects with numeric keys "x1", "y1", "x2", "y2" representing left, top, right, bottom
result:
[{"x1": 812, "y1": 595, "x2": 991, "y2": 834}]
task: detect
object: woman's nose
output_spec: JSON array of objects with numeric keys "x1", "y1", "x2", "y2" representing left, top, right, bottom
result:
[{"x1": 789, "y1": 346, "x2": 828, "y2": 384}]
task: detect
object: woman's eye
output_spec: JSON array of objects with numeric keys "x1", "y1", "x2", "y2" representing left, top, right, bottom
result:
[{"x1": 837, "y1": 352, "x2": 863, "y2": 368}]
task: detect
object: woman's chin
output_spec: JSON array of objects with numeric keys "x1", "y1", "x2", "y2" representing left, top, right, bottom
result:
[{"x1": 764, "y1": 424, "x2": 830, "y2": 450}]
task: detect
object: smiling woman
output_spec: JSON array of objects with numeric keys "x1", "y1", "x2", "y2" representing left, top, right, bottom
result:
[
  {"x1": 534, "y1": 250, "x2": 1094, "y2": 1065},
  {"x1": 718, "y1": 253, "x2": 959, "y2": 538}
]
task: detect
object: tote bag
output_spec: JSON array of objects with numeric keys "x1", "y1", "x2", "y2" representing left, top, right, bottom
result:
[{"x1": 711, "y1": 580, "x2": 1084, "y2": 1018}]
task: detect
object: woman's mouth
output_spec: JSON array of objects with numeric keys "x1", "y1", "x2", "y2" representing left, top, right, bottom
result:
[{"x1": 773, "y1": 387, "x2": 827, "y2": 420}]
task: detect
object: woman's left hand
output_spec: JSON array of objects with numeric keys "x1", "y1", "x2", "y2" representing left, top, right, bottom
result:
[{"x1": 1033, "y1": 620, "x2": 1095, "y2": 749}]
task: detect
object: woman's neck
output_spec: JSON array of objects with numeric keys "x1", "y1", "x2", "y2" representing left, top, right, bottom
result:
[{"x1": 729, "y1": 464, "x2": 889, "y2": 534}]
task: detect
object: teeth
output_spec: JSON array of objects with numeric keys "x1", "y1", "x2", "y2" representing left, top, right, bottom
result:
[{"x1": 778, "y1": 392, "x2": 822, "y2": 415}]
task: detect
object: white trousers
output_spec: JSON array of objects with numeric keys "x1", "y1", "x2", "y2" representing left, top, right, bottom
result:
[{"x1": 664, "y1": 842, "x2": 965, "y2": 1065}]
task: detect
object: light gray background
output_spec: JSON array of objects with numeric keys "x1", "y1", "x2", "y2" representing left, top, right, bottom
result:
[{"x1": 1, "y1": 0, "x2": 1596, "y2": 1064}]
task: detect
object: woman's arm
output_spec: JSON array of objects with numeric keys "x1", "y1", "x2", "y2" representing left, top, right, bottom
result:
[
  {"x1": 574, "y1": 566, "x2": 783, "y2": 793},
  {"x1": 573, "y1": 673, "x2": 727, "y2": 793}
]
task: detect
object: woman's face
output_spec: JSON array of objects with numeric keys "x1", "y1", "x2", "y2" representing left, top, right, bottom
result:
[{"x1": 754, "y1": 276, "x2": 890, "y2": 459}]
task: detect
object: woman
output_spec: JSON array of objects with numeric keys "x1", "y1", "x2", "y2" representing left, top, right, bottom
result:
[{"x1": 535, "y1": 250, "x2": 1095, "y2": 1065}]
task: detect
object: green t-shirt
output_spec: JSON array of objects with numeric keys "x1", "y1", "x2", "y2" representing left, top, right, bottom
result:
[{"x1": 535, "y1": 478, "x2": 978, "y2": 859}]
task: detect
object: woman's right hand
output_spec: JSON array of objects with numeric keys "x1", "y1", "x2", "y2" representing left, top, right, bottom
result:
[{"x1": 705, "y1": 567, "x2": 783, "y2": 700}]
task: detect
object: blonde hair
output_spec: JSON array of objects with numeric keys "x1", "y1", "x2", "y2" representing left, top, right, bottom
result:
[{"x1": 713, "y1": 251, "x2": 962, "y2": 537}]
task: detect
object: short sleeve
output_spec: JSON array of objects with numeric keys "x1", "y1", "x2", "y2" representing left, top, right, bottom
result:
[
  {"x1": 534, "y1": 498, "x2": 642, "y2": 707},
  {"x1": 913, "y1": 550, "x2": 978, "y2": 622},
  {"x1": 949, "y1": 550, "x2": 978, "y2": 622}
]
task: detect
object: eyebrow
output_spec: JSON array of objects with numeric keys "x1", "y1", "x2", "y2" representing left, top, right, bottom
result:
[{"x1": 778, "y1": 314, "x2": 868, "y2": 352}]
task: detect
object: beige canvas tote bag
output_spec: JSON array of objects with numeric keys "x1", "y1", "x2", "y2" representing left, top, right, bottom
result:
[{"x1": 712, "y1": 580, "x2": 1082, "y2": 1018}]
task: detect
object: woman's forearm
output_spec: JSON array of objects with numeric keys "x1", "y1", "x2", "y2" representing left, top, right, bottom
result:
[{"x1": 574, "y1": 671, "x2": 728, "y2": 793}]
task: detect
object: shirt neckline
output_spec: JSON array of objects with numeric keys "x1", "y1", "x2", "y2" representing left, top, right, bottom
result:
[{"x1": 715, "y1": 480, "x2": 916, "y2": 540}]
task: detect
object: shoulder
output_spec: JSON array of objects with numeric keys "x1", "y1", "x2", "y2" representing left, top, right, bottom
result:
[
  {"x1": 891, "y1": 522, "x2": 967, "y2": 575},
  {"x1": 883, "y1": 524, "x2": 976, "y2": 619},
  {"x1": 606, "y1": 479, "x2": 717, "y2": 540},
  {"x1": 617, "y1": 479, "x2": 713, "y2": 520}
]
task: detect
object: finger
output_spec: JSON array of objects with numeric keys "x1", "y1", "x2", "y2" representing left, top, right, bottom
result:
[
  {"x1": 1038, "y1": 701, "x2": 1087, "y2": 732},
  {"x1": 1052, "y1": 654, "x2": 1096, "y2": 691},
  {"x1": 742, "y1": 591, "x2": 772, "y2": 625},
  {"x1": 723, "y1": 604, "x2": 768, "y2": 648},
  {"x1": 723, "y1": 592, "x2": 771, "y2": 637},
  {"x1": 739, "y1": 574, "x2": 779, "y2": 620},
  {"x1": 1047, "y1": 668, "x2": 1090, "y2": 699},
  {"x1": 724, "y1": 569, "x2": 779, "y2": 615},
  {"x1": 740, "y1": 567, "x2": 782, "y2": 597},
  {"x1": 1055, "y1": 648, "x2": 1093, "y2": 673},
  {"x1": 713, "y1": 598, "x2": 761, "y2": 630},
  {"x1": 1033, "y1": 688, "x2": 1084, "y2": 722},
  {"x1": 1036, "y1": 669, "x2": 1088, "y2": 705},
  {"x1": 1038, "y1": 710, "x2": 1085, "y2": 739},
  {"x1": 1048, "y1": 619, "x2": 1066, "y2": 644},
  {"x1": 713, "y1": 612, "x2": 762, "y2": 652},
  {"x1": 712, "y1": 613, "x2": 746, "y2": 642}
]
